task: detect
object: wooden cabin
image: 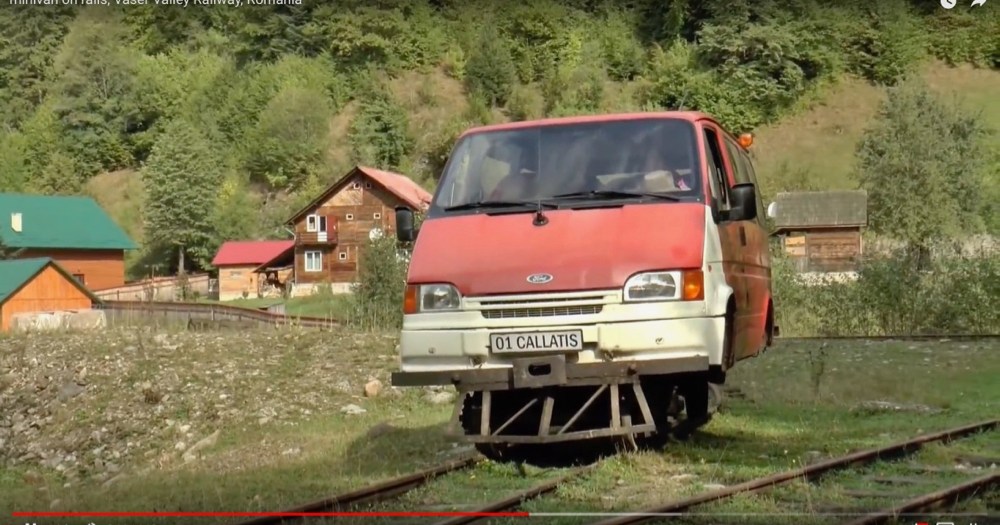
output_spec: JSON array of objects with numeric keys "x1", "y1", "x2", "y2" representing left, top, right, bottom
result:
[
  {"x1": 0, "y1": 193, "x2": 137, "y2": 290},
  {"x1": 211, "y1": 240, "x2": 295, "y2": 301},
  {"x1": 0, "y1": 258, "x2": 101, "y2": 332},
  {"x1": 283, "y1": 166, "x2": 432, "y2": 294},
  {"x1": 770, "y1": 190, "x2": 868, "y2": 272}
]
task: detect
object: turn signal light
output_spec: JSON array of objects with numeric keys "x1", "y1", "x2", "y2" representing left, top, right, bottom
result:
[
  {"x1": 738, "y1": 133, "x2": 754, "y2": 149},
  {"x1": 403, "y1": 285, "x2": 418, "y2": 314},
  {"x1": 682, "y1": 270, "x2": 704, "y2": 301}
]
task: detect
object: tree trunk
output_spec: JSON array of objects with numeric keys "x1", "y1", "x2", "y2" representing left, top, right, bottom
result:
[{"x1": 178, "y1": 245, "x2": 186, "y2": 277}]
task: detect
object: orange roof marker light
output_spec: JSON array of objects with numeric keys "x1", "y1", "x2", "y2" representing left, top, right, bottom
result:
[{"x1": 738, "y1": 133, "x2": 754, "y2": 149}]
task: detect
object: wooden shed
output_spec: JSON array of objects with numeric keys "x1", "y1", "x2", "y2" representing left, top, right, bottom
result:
[
  {"x1": 770, "y1": 190, "x2": 868, "y2": 272},
  {"x1": 0, "y1": 258, "x2": 101, "y2": 332},
  {"x1": 211, "y1": 240, "x2": 294, "y2": 301}
]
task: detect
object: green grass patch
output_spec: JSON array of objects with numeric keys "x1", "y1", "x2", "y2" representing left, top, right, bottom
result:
[{"x1": 1, "y1": 334, "x2": 996, "y2": 524}]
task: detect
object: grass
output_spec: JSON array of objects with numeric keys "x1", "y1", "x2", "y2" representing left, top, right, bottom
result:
[
  {"x1": 207, "y1": 293, "x2": 354, "y2": 320},
  {"x1": 4, "y1": 334, "x2": 994, "y2": 524},
  {"x1": 751, "y1": 60, "x2": 1000, "y2": 200}
]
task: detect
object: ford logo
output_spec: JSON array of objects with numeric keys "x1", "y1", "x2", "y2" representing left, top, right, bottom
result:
[{"x1": 526, "y1": 273, "x2": 553, "y2": 284}]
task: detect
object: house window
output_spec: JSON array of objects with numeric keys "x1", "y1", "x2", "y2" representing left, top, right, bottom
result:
[
  {"x1": 352, "y1": 182, "x2": 362, "y2": 189},
  {"x1": 305, "y1": 251, "x2": 323, "y2": 272},
  {"x1": 339, "y1": 252, "x2": 348, "y2": 261},
  {"x1": 229, "y1": 270, "x2": 242, "y2": 277},
  {"x1": 72, "y1": 274, "x2": 85, "y2": 285},
  {"x1": 306, "y1": 214, "x2": 318, "y2": 232},
  {"x1": 365, "y1": 182, "x2": 372, "y2": 189},
  {"x1": 373, "y1": 212, "x2": 382, "y2": 220},
  {"x1": 346, "y1": 213, "x2": 354, "y2": 220}
]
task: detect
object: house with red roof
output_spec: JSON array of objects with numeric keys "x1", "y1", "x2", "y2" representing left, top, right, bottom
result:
[
  {"x1": 283, "y1": 166, "x2": 432, "y2": 295},
  {"x1": 211, "y1": 240, "x2": 295, "y2": 300}
]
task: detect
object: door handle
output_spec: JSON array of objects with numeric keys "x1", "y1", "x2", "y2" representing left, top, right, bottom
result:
[{"x1": 739, "y1": 226, "x2": 747, "y2": 246}]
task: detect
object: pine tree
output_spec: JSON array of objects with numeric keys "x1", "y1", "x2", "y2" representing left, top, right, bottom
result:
[{"x1": 142, "y1": 118, "x2": 221, "y2": 274}]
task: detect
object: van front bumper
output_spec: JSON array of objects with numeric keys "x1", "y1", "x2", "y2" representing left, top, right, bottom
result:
[{"x1": 391, "y1": 315, "x2": 725, "y2": 389}]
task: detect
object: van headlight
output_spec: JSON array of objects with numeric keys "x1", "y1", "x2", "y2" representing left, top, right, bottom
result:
[
  {"x1": 624, "y1": 270, "x2": 704, "y2": 302},
  {"x1": 404, "y1": 284, "x2": 461, "y2": 313}
]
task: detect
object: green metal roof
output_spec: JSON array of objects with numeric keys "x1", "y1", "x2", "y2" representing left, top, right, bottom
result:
[
  {"x1": 0, "y1": 258, "x2": 49, "y2": 305},
  {"x1": 0, "y1": 258, "x2": 102, "y2": 306},
  {"x1": 0, "y1": 193, "x2": 136, "y2": 250}
]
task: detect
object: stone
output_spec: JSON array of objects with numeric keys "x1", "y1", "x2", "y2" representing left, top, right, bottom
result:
[
  {"x1": 340, "y1": 404, "x2": 366, "y2": 415},
  {"x1": 424, "y1": 391, "x2": 455, "y2": 405},
  {"x1": 364, "y1": 379, "x2": 383, "y2": 398}
]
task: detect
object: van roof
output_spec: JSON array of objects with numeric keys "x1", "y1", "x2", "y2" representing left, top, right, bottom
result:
[{"x1": 459, "y1": 111, "x2": 713, "y2": 138}]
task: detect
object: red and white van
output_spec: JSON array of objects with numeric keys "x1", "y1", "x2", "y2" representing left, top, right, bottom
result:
[{"x1": 391, "y1": 112, "x2": 774, "y2": 456}]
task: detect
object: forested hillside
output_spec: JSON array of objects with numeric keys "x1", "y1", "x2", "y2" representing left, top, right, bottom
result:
[{"x1": 0, "y1": 1, "x2": 997, "y2": 278}]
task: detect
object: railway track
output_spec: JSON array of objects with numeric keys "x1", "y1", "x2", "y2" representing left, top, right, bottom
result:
[
  {"x1": 586, "y1": 419, "x2": 999, "y2": 525},
  {"x1": 231, "y1": 456, "x2": 478, "y2": 525},
  {"x1": 842, "y1": 472, "x2": 999, "y2": 525},
  {"x1": 235, "y1": 419, "x2": 997, "y2": 525}
]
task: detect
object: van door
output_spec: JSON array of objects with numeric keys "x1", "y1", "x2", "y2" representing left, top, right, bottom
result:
[
  {"x1": 723, "y1": 137, "x2": 770, "y2": 354},
  {"x1": 699, "y1": 124, "x2": 752, "y2": 364}
]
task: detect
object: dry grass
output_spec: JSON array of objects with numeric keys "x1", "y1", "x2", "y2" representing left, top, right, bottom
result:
[
  {"x1": 325, "y1": 100, "x2": 360, "y2": 175},
  {"x1": 751, "y1": 60, "x2": 1000, "y2": 200},
  {"x1": 84, "y1": 169, "x2": 146, "y2": 274},
  {"x1": 0, "y1": 326, "x2": 459, "y2": 522},
  {"x1": 1, "y1": 330, "x2": 997, "y2": 524}
]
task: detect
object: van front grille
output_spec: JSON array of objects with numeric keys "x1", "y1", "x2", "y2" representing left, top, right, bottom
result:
[{"x1": 481, "y1": 305, "x2": 604, "y2": 319}]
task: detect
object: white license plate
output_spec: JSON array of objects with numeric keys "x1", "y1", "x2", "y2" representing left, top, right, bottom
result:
[{"x1": 489, "y1": 330, "x2": 584, "y2": 353}]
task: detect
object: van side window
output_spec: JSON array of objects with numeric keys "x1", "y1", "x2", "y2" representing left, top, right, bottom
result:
[
  {"x1": 740, "y1": 148, "x2": 766, "y2": 222},
  {"x1": 724, "y1": 138, "x2": 766, "y2": 224},
  {"x1": 724, "y1": 139, "x2": 751, "y2": 185},
  {"x1": 702, "y1": 128, "x2": 729, "y2": 209}
]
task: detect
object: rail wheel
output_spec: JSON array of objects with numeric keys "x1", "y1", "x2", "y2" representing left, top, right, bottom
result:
[
  {"x1": 672, "y1": 376, "x2": 711, "y2": 440},
  {"x1": 707, "y1": 382, "x2": 723, "y2": 414}
]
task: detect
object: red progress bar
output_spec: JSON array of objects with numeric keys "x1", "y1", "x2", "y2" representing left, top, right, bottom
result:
[{"x1": 13, "y1": 512, "x2": 530, "y2": 518}]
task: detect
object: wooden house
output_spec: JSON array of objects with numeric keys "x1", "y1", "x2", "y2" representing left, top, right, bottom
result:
[
  {"x1": 770, "y1": 190, "x2": 868, "y2": 272},
  {"x1": 0, "y1": 258, "x2": 101, "y2": 332},
  {"x1": 211, "y1": 240, "x2": 295, "y2": 301},
  {"x1": 0, "y1": 193, "x2": 137, "y2": 290},
  {"x1": 281, "y1": 166, "x2": 432, "y2": 294}
]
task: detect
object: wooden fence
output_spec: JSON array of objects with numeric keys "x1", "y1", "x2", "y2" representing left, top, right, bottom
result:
[
  {"x1": 96, "y1": 300, "x2": 340, "y2": 330},
  {"x1": 94, "y1": 274, "x2": 213, "y2": 301}
]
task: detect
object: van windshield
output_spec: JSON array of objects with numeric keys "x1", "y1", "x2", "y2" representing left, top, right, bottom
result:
[{"x1": 431, "y1": 118, "x2": 701, "y2": 213}]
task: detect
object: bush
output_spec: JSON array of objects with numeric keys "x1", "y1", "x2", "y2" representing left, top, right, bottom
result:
[
  {"x1": 463, "y1": 25, "x2": 516, "y2": 107},
  {"x1": 772, "y1": 243, "x2": 1000, "y2": 337},
  {"x1": 348, "y1": 87, "x2": 413, "y2": 171},
  {"x1": 348, "y1": 233, "x2": 409, "y2": 331}
]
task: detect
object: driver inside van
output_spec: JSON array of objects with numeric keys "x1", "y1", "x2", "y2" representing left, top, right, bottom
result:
[
  {"x1": 488, "y1": 140, "x2": 539, "y2": 201},
  {"x1": 632, "y1": 140, "x2": 694, "y2": 193}
]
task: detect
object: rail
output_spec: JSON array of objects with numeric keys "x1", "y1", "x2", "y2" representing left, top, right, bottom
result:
[
  {"x1": 95, "y1": 300, "x2": 341, "y2": 329},
  {"x1": 231, "y1": 456, "x2": 478, "y2": 525},
  {"x1": 233, "y1": 420, "x2": 998, "y2": 525},
  {"x1": 587, "y1": 419, "x2": 999, "y2": 525}
]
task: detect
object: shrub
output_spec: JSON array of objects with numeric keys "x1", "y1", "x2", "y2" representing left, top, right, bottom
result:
[
  {"x1": 772, "y1": 243, "x2": 1000, "y2": 337},
  {"x1": 464, "y1": 25, "x2": 516, "y2": 107},
  {"x1": 348, "y1": 88, "x2": 413, "y2": 171},
  {"x1": 349, "y1": 232, "x2": 409, "y2": 331}
]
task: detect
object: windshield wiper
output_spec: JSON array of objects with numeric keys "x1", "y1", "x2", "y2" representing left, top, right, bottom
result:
[
  {"x1": 442, "y1": 200, "x2": 559, "y2": 212},
  {"x1": 551, "y1": 190, "x2": 682, "y2": 202}
]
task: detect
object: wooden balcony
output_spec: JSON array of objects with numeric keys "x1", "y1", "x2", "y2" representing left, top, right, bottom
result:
[{"x1": 297, "y1": 231, "x2": 338, "y2": 245}]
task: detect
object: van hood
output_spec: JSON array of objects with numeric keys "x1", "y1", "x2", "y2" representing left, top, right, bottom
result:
[{"x1": 407, "y1": 203, "x2": 706, "y2": 296}]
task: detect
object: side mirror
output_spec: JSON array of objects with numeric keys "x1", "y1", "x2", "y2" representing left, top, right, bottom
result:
[
  {"x1": 395, "y1": 207, "x2": 417, "y2": 242},
  {"x1": 723, "y1": 183, "x2": 757, "y2": 222}
]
